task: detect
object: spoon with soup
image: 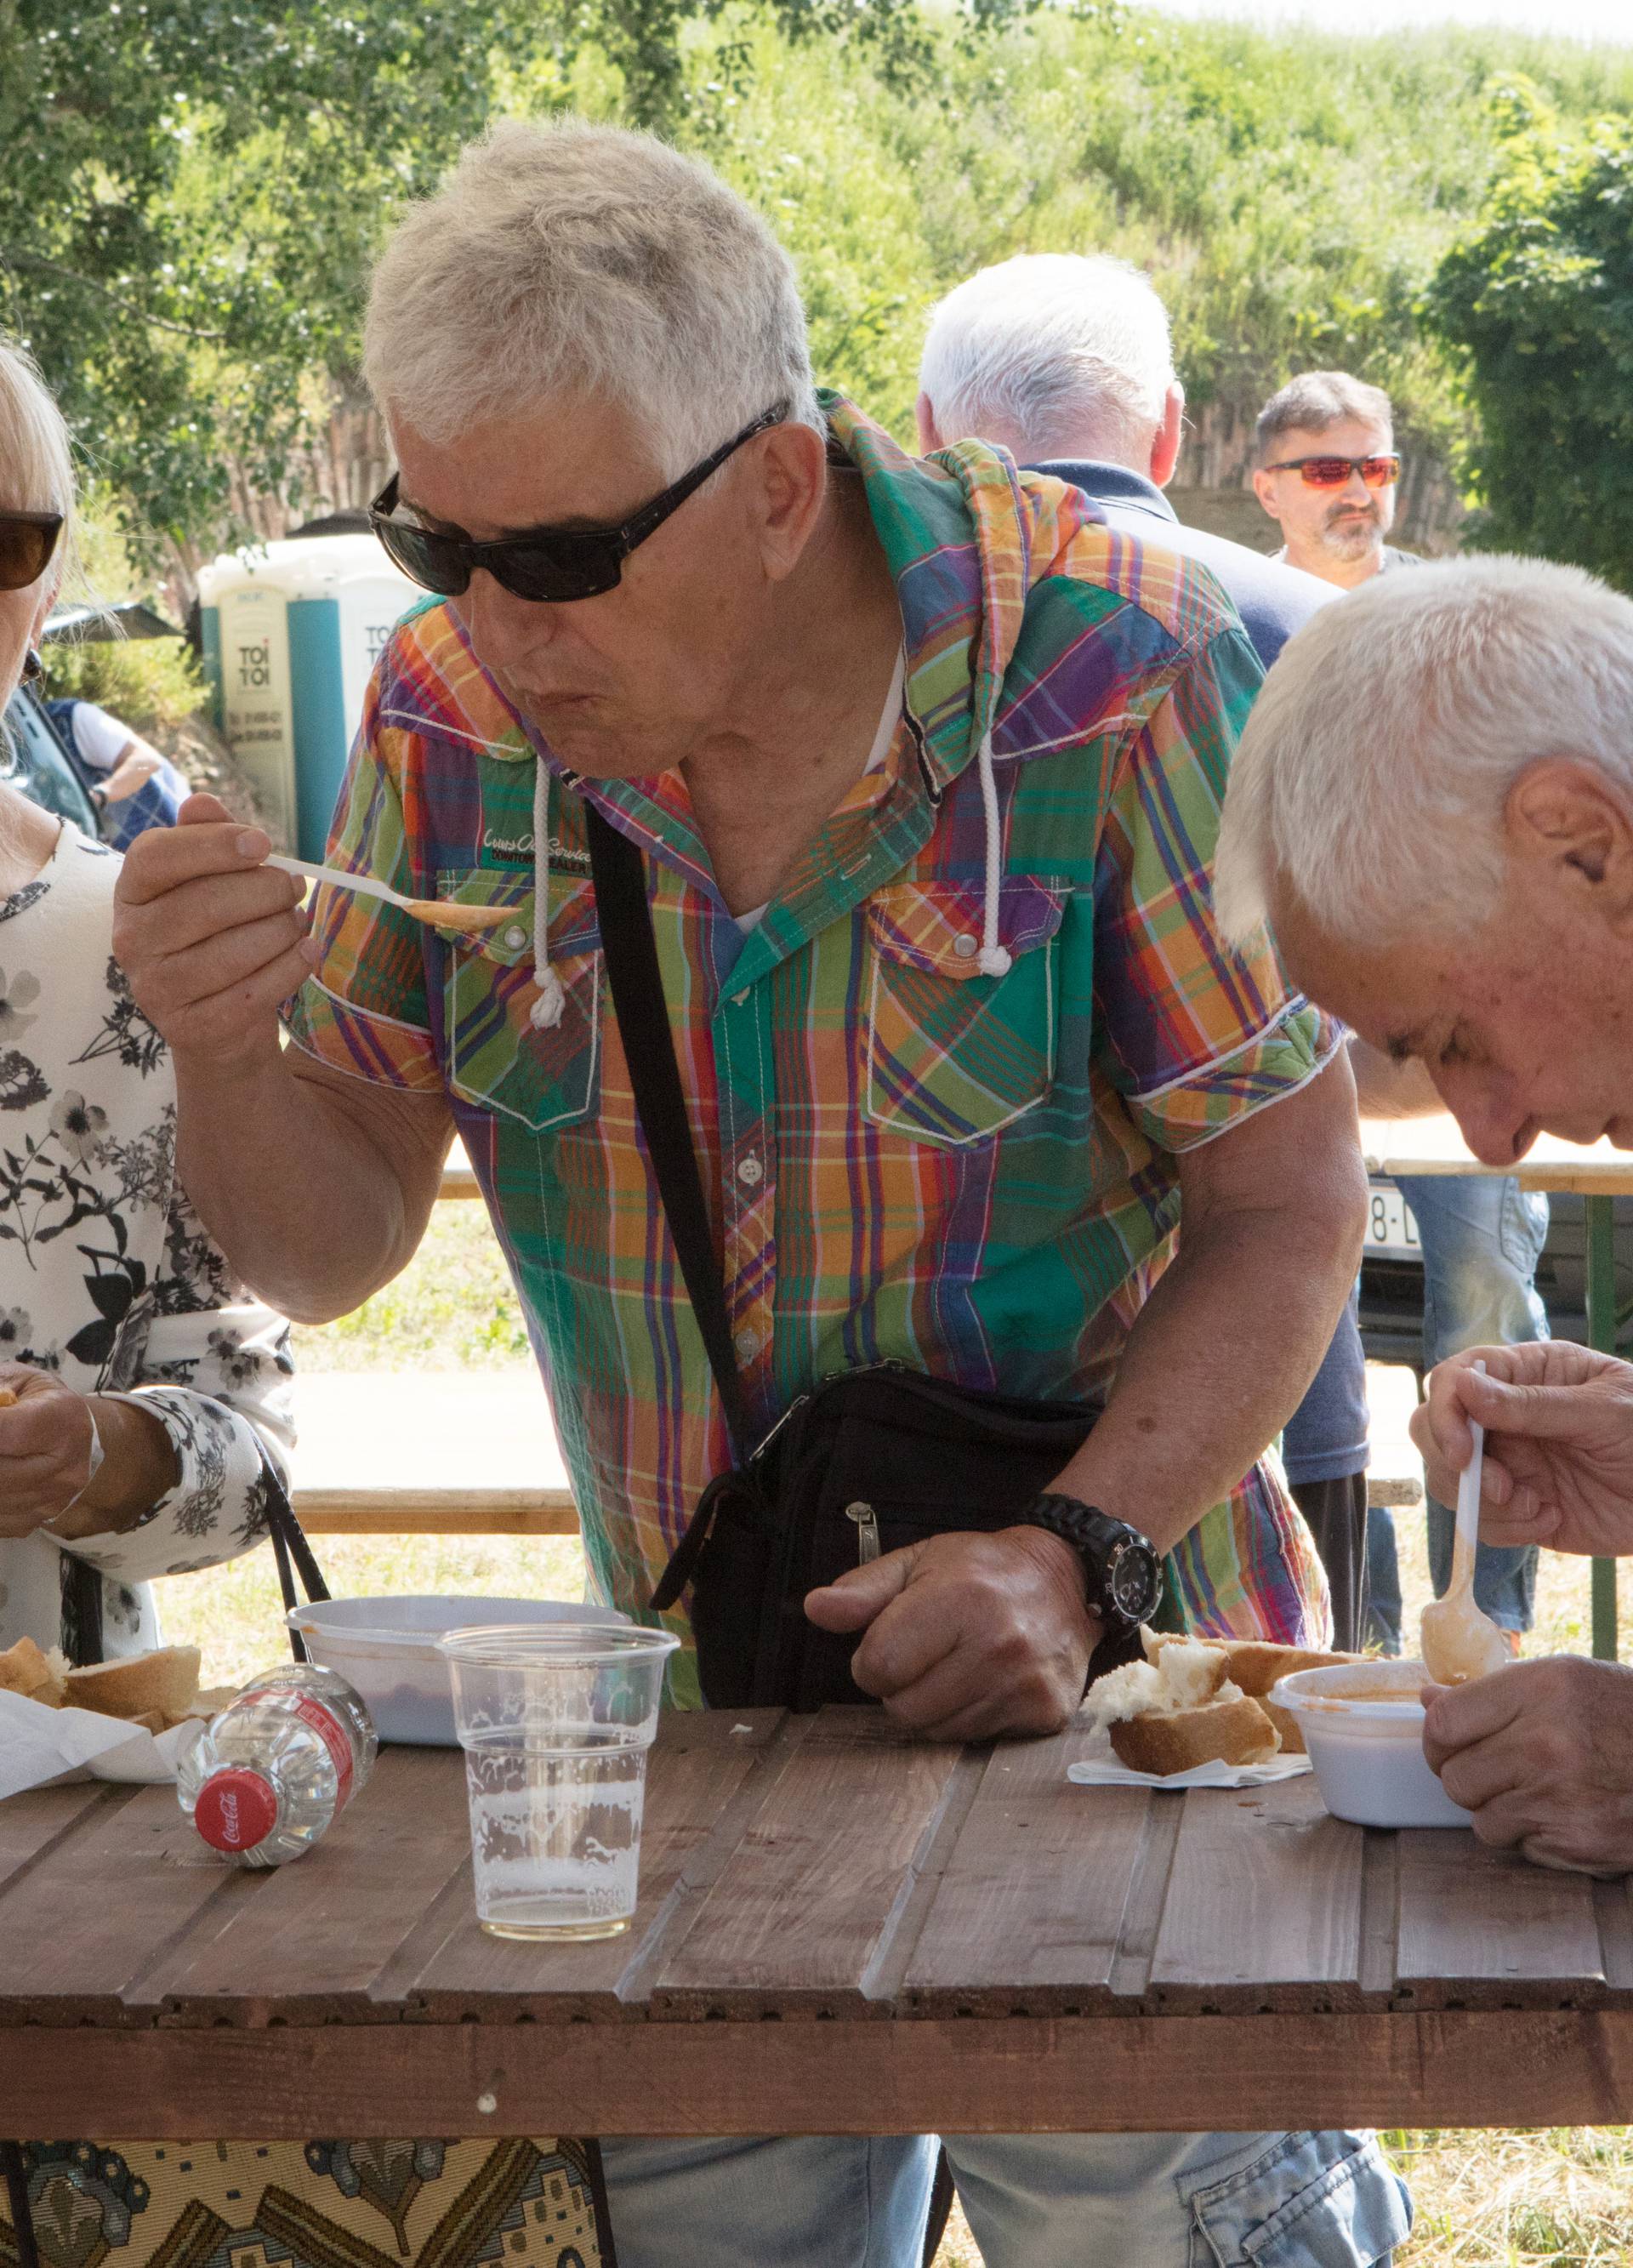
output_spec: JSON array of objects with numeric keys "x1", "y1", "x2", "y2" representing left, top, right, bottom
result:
[{"x1": 1420, "y1": 1360, "x2": 1511, "y2": 1685}]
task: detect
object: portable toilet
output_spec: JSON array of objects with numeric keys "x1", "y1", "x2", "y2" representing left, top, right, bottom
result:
[{"x1": 198, "y1": 534, "x2": 419, "y2": 858}]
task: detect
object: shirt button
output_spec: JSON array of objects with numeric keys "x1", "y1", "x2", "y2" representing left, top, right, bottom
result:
[
  {"x1": 730, "y1": 990, "x2": 749, "y2": 1007},
  {"x1": 953, "y1": 933, "x2": 979, "y2": 960},
  {"x1": 737, "y1": 1154, "x2": 764, "y2": 1187},
  {"x1": 504, "y1": 925, "x2": 528, "y2": 949},
  {"x1": 734, "y1": 1326, "x2": 760, "y2": 1363}
]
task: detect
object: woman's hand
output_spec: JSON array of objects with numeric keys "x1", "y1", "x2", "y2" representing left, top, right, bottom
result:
[
  {"x1": 0, "y1": 1365, "x2": 177, "y2": 1539},
  {"x1": 1409, "y1": 1342, "x2": 1633, "y2": 1559}
]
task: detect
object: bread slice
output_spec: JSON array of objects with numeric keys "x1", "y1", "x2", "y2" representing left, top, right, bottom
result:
[
  {"x1": 162, "y1": 1686, "x2": 236, "y2": 1731},
  {"x1": 1110, "y1": 1690, "x2": 1281, "y2": 1775},
  {"x1": 1216, "y1": 1640, "x2": 1364, "y2": 1699},
  {"x1": 62, "y1": 1646, "x2": 201, "y2": 1724},
  {"x1": 0, "y1": 1636, "x2": 53, "y2": 1698},
  {"x1": 0, "y1": 1636, "x2": 67, "y2": 1705}
]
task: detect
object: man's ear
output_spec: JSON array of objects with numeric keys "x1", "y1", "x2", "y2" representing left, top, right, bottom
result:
[
  {"x1": 1506, "y1": 758, "x2": 1633, "y2": 929},
  {"x1": 755, "y1": 418, "x2": 832, "y2": 584},
  {"x1": 915, "y1": 391, "x2": 944, "y2": 456},
  {"x1": 1250, "y1": 467, "x2": 1283, "y2": 523},
  {"x1": 1148, "y1": 383, "x2": 1185, "y2": 488}
]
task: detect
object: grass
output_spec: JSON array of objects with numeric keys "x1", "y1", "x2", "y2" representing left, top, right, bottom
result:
[{"x1": 153, "y1": 1205, "x2": 1633, "y2": 2268}]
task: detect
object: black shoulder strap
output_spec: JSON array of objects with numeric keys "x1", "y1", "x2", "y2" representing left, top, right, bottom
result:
[{"x1": 584, "y1": 803, "x2": 753, "y2": 1460}]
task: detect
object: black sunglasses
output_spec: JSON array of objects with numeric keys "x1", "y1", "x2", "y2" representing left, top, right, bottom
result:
[
  {"x1": 370, "y1": 402, "x2": 788, "y2": 605},
  {"x1": 0, "y1": 510, "x2": 63, "y2": 594}
]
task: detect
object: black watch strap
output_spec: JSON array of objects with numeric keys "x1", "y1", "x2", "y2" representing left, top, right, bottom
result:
[{"x1": 1020, "y1": 1493, "x2": 1164, "y2": 1627}]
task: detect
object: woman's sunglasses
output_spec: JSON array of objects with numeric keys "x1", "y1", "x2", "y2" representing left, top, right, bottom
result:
[
  {"x1": 370, "y1": 403, "x2": 788, "y2": 605},
  {"x1": 1264, "y1": 454, "x2": 1402, "y2": 491},
  {"x1": 0, "y1": 510, "x2": 63, "y2": 593}
]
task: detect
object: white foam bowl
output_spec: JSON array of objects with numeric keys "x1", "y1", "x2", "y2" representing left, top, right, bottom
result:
[
  {"x1": 1269, "y1": 1660, "x2": 1475, "y2": 1830},
  {"x1": 286, "y1": 1595, "x2": 629, "y2": 1747}
]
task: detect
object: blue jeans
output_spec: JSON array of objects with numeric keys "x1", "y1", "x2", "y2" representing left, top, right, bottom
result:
[
  {"x1": 600, "y1": 2128, "x2": 1411, "y2": 2265},
  {"x1": 1366, "y1": 1174, "x2": 1547, "y2": 1650}
]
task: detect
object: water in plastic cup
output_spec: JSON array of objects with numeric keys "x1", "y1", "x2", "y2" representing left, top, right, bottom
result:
[{"x1": 438, "y1": 1623, "x2": 679, "y2": 1942}]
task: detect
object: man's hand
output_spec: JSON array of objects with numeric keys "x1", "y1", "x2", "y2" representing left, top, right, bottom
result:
[
  {"x1": 802, "y1": 1526, "x2": 1098, "y2": 1741},
  {"x1": 1424, "y1": 1656, "x2": 1633, "y2": 1876},
  {"x1": 1410, "y1": 1342, "x2": 1633, "y2": 1558},
  {"x1": 114, "y1": 792, "x2": 316, "y2": 1074}
]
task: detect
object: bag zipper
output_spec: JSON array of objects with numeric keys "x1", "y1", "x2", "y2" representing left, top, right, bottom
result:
[{"x1": 845, "y1": 1502, "x2": 882, "y2": 1564}]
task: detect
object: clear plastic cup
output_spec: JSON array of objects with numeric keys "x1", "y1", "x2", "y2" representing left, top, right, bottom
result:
[{"x1": 438, "y1": 1622, "x2": 680, "y2": 1942}]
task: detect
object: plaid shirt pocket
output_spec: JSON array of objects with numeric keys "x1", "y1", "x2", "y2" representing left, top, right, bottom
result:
[
  {"x1": 862, "y1": 878, "x2": 1066, "y2": 1146},
  {"x1": 440, "y1": 870, "x2": 602, "y2": 1131}
]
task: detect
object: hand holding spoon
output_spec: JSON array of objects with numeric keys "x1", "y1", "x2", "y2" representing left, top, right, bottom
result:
[
  {"x1": 264, "y1": 852, "x2": 519, "y2": 932},
  {"x1": 1420, "y1": 1359, "x2": 1511, "y2": 1685}
]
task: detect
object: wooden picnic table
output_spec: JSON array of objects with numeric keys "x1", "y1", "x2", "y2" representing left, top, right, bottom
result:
[
  {"x1": 1363, "y1": 1115, "x2": 1633, "y2": 1660},
  {"x1": 8, "y1": 1711, "x2": 1633, "y2": 2140}
]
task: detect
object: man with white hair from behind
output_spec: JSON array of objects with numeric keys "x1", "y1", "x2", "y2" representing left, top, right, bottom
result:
[
  {"x1": 1215, "y1": 553, "x2": 1633, "y2": 1878},
  {"x1": 917, "y1": 253, "x2": 1376, "y2": 1653}
]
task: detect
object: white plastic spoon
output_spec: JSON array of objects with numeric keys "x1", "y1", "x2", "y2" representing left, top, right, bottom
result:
[
  {"x1": 265, "y1": 852, "x2": 516, "y2": 932},
  {"x1": 1420, "y1": 1359, "x2": 1511, "y2": 1684}
]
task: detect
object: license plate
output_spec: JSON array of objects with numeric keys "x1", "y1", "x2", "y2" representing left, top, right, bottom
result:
[{"x1": 1365, "y1": 1182, "x2": 1422, "y2": 1259}]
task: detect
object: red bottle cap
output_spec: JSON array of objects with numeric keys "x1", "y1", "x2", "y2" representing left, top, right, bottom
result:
[{"x1": 193, "y1": 1769, "x2": 278, "y2": 1853}]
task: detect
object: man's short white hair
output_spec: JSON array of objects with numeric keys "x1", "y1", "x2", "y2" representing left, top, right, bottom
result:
[
  {"x1": 1214, "y1": 555, "x2": 1633, "y2": 949},
  {"x1": 919, "y1": 253, "x2": 1175, "y2": 463},
  {"x1": 364, "y1": 118, "x2": 824, "y2": 481}
]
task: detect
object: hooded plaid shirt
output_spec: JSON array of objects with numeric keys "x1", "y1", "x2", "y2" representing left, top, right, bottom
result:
[{"x1": 287, "y1": 396, "x2": 1336, "y2": 1704}]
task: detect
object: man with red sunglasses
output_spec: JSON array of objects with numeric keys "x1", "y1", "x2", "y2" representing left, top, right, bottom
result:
[{"x1": 1250, "y1": 372, "x2": 1414, "y2": 591}]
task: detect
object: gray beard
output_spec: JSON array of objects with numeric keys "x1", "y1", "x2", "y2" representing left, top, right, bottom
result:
[{"x1": 1317, "y1": 513, "x2": 1384, "y2": 564}]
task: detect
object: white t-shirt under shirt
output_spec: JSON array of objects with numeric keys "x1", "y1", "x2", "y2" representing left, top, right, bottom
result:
[{"x1": 733, "y1": 647, "x2": 905, "y2": 935}]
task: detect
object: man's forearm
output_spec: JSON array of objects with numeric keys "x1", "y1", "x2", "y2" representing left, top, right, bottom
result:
[
  {"x1": 1047, "y1": 1200, "x2": 1360, "y2": 1554},
  {"x1": 174, "y1": 1049, "x2": 429, "y2": 1323}
]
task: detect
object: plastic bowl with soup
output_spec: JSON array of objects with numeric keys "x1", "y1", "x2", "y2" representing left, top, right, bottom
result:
[{"x1": 1269, "y1": 1659, "x2": 1474, "y2": 1829}]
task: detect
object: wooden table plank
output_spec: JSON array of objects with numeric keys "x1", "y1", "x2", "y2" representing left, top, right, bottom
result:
[
  {"x1": 902, "y1": 1726, "x2": 1152, "y2": 2013},
  {"x1": 406, "y1": 1710, "x2": 795, "y2": 2020},
  {"x1": 649, "y1": 1707, "x2": 968, "y2": 2014},
  {"x1": 150, "y1": 1749, "x2": 473, "y2": 2020},
  {"x1": 1147, "y1": 1776, "x2": 1368, "y2": 2011},
  {"x1": 1395, "y1": 1830, "x2": 1606, "y2": 2005},
  {"x1": 14, "y1": 2011, "x2": 1633, "y2": 2138},
  {"x1": 0, "y1": 1781, "x2": 121, "y2": 1895},
  {"x1": 0, "y1": 1784, "x2": 253, "y2": 2024}
]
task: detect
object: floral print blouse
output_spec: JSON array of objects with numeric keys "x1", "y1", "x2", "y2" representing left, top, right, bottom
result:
[{"x1": 0, "y1": 823, "x2": 295, "y2": 1661}]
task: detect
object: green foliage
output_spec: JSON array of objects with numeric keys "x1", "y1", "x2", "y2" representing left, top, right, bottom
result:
[
  {"x1": 37, "y1": 496, "x2": 203, "y2": 732},
  {"x1": 1427, "y1": 75, "x2": 1633, "y2": 588},
  {"x1": 9, "y1": 1, "x2": 1633, "y2": 567},
  {"x1": 0, "y1": 1, "x2": 538, "y2": 555}
]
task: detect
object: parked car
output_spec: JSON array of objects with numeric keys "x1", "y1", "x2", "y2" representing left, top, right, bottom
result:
[
  {"x1": 3, "y1": 681, "x2": 101, "y2": 835},
  {"x1": 1359, "y1": 1175, "x2": 1633, "y2": 1369}
]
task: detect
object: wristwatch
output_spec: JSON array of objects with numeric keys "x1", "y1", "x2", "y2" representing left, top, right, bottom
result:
[{"x1": 1018, "y1": 1494, "x2": 1164, "y2": 1628}]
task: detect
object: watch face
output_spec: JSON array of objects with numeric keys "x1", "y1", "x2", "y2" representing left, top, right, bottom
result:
[{"x1": 1108, "y1": 1539, "x2": 1161, "y2": 1621}]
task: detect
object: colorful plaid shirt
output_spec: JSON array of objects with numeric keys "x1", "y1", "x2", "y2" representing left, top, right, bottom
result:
[{"x1": 287, "y1": 396, "x2": 1336, "y2": 1703}]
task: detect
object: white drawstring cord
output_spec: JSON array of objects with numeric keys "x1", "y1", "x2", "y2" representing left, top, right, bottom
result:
[
  {"x1": 530, "y1": 761, "x2": 566, "y2": 1030},
  {"x1": 973, "y1": 727, "x2": 1012, "y2": 978}
]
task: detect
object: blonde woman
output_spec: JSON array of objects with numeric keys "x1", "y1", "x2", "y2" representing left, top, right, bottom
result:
[
  {"x1": 0, "y1": 336, "x2": 609, "y2": 2268},
  {"x1": 0, "y1": 339, "x2": 294, "y2": 1661}
]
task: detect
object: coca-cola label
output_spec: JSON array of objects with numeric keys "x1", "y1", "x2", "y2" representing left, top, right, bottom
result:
[
  {"x1": 237, "y1": 1688, "x2": 357, "y2": 1808},
  {"x1": 195, "y1": 1769, "x2": 278, "y2": 1852}
]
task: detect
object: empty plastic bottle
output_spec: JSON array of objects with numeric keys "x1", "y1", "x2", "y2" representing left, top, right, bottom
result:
[{"x1": 176, "y1": 1662, "x2": 378, "y2": 1867}]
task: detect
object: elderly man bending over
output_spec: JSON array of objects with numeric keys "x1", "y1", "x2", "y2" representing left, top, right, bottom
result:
[
  {"x1": 1216, "y1": 551, "x2": 1633, "y2": 1880},
  {"x1": 115, "y1": 122, "x2": 1403, "y2": 2267}
]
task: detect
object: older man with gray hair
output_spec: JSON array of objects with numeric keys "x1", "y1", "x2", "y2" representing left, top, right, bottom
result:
[
  {"x1": 114, "y1": 120, "x2": 1405, "y2": 2263},
  {"x1": 916, "y1": 253, "x2": 1379, "y2": 1651},
  {"x1": 1216, "y1": 551, "x2": 1633, "y2": 1878}
]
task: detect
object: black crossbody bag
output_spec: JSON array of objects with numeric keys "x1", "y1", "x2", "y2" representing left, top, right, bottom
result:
[{"x1": 585, "y1": 806, "x2": 1158, "y2": 1712}]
